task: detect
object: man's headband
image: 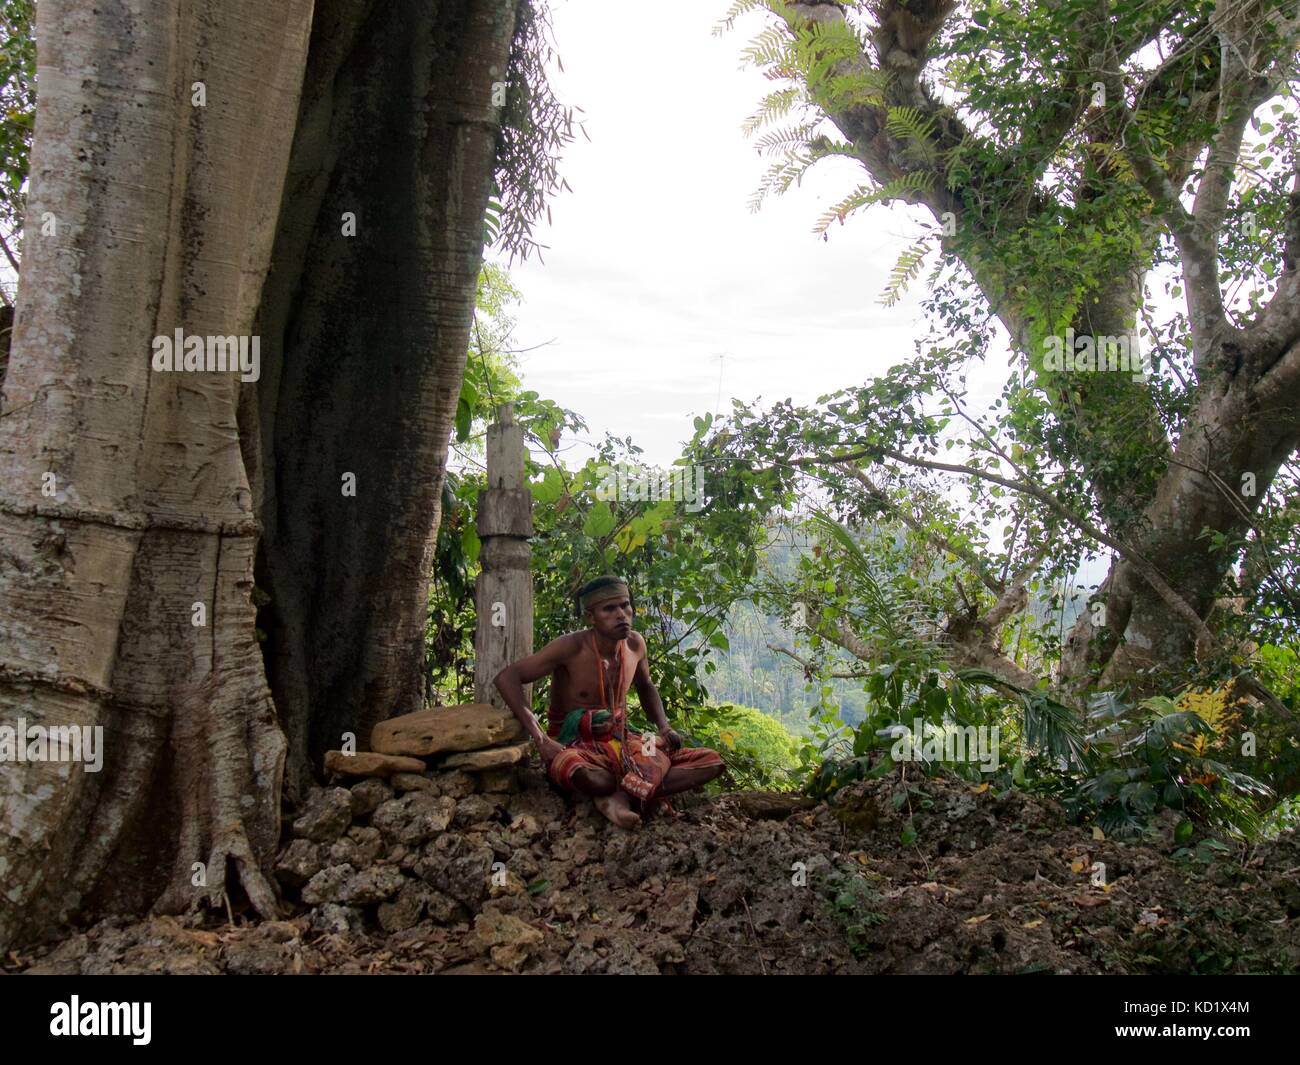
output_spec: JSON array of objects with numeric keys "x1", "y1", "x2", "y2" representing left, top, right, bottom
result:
[{"x1": 579, "y1": 581, "x2": 630, "y2": 611}]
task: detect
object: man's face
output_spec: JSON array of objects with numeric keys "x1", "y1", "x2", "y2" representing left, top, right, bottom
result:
[{"x1": 587, "y1": 596, "x2": 633, "y2": 639}]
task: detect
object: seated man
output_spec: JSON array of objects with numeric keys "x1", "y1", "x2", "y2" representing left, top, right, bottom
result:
[{"x1": 494, "y1": 576, "x2": 725, "y2": 828}]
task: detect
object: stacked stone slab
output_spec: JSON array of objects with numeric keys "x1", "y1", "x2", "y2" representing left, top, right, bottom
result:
[{"x1": 320, "y1": 702, "x2": 530, "y2": 794}]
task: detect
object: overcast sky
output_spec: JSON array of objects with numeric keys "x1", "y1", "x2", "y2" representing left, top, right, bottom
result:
[{"x1": 499, "y1": 0, "x2": 1008, "y2": 469}]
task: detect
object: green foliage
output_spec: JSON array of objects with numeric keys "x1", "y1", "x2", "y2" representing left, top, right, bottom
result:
[
  {"x1": 825, "y1": 872, "x2": 885, "y2": 957},
  {"x1": 0, "y1": 0, "x2": 33, "y2": 223},
  {"x1": 685, "y1": 702, "x2": 801, "y2": 791},
  {"x1": 1073, "y1": 695, "x2": 1273, "y2": 839},
  {"x1": 0, "y1": 0, "x2": 35, "y2": 300}
]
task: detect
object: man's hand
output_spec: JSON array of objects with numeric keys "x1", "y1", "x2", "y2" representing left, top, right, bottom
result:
[
  {"x1": 536, "y1": 735, "x2": 565, "y2": 765},
  {"x1": 657, "y1": 728, "x2": 683, "y2": 753}
]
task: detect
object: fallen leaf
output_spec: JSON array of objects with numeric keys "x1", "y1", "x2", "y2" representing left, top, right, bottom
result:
[
  {"x1": 1023, "y1": 919, "x2": 1044, "y2": 928},
  {"x1": 1072, "y1": 895, "x2": 1110, "y2": 908},
  {"x1": 1070, "y1": 858, "x2": 1087, "y2": 873},
  {"x1": 965, "y1": 914, "x2": 992, "y2": 925},
  {"x1": 1092, "y1": 826, "x2": 1106, "y2": 840},
  {"x1": 972, "y1": 783, "x2": 990, "y2": 794}
]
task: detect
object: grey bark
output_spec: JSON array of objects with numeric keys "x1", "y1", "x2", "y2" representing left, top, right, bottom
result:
[
  {"x1": 0, "y1": 0, "x2": 313, "y2": 951},
  {"x1": 248, "y1": 0, "x2": 519, "y2": 798}
]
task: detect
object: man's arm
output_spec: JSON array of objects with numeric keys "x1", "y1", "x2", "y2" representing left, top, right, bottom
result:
[
  {"x1": 631, "y1": 642, "x2": 672, "y2": 734},
  {"x1": 494, "y1": 634, "x2": 578, "y2": 755}
]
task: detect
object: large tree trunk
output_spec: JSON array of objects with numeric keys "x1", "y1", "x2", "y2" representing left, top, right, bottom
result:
[
  {"x1": 1063, "y1": 335, "x2": 1300, "y2": 691},
  {"x1": 248, "y1": 0, "x2": 517, "y2": 799},
  {"x1": 0, "y1": 0, "x2": 313, "y2": 951}
]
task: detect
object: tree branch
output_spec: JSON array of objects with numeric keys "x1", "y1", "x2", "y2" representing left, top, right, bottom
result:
[
  {"x1": 846, "y1": 466, "x2": 1004, "y2": 594},
  {"x1": 768, "y1": 643, "x2": 872, "y2": 680},
  {"x1": 810, "y1": 445, "x2": 1219, "y2": 654}
]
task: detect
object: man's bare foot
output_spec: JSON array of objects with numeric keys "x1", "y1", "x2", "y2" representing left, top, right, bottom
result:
[
  {"x1": 642, "y1": 796, "x2": 677, "y2": 820},
  {"x1": 594, "y1": 791, "x2": 642, "y2": 829}
]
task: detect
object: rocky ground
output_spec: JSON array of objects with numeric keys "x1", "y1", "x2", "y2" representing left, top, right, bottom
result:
[{"x1": 10, "y1": 759, "x2": 1300, "y2": 975}]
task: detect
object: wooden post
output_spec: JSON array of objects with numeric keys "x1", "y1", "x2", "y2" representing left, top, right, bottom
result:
[{"x1": 474, "y1": 403, "x2": 534, "y2": 708}]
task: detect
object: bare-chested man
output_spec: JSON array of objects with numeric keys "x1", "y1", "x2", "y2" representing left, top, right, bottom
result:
[{"x1": 494, "y1": 576, "x2": 725, "y2": 829}]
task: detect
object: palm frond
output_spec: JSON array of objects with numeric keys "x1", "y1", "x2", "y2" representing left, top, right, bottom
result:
[
  {"x1": 805, "y1": 509, "x2": 936, "y2": 667},
  {"x1": 955, "y1": 667, "x2": 1091, "y2": 771}
]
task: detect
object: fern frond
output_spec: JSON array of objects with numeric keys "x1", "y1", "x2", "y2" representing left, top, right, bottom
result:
[
  {"x1": 714, "y1": 0, "x2": 790, "y2": 36},
  {"x1": 879, "y1": 236, "x2": 932, "y2": 307},
  {"x1": 812, "y1": 183, "x2": 876, "y2": 235},
  {"x1": 872, "y1": 170, "x2": 935, "y2": 203},
  {"x1": 810, "y1": 171, "x2": 932, "y2": 235},
  {"x1": 795, "y1": 17, "x2": 870, "y2": 90},
  {"x1": 741, "y1": 25, "x2": 796, "y2": 69},
  {"x1": 741, "y1": 87, "x2": 809, "y2": 136},
  {"x1": 819, "y1": 71, "x2": 889, "y2": 111},
  {"x1": 885, "y1": 106, "x2": 938, "y2": 163},
  {"x1": 749, "y1": 151, "x2": 817, "y2": 212},
  {"x1": 753, "y1": 121, "x2": 819, "y2": 157},
  {"x1": 885, "y1": 106, "x2": 936, "y2": 143}
]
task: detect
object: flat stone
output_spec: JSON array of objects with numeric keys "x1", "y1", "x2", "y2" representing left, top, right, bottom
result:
[
  {"x1": 371, "y1": 704, "x2": 523, "y2": 757},
  {"x1": 735, "y1": 791, "x2": 818, "y2": 821},
  {"x1": 324, "y1": 750, "x2": 427, "y2": 777},
  {"x1": 442, "y1": 741, "x2": 530, "y2": 771}
]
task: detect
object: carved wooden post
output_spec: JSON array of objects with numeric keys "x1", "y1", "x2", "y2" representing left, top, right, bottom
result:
[{"x1": 474, "y1": 403, "x2": 534, "y2": 708}]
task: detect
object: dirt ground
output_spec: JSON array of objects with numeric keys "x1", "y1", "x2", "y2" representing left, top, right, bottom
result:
[{"x1": 10, "y1": 765, "x2": 1300, "y2": 975}]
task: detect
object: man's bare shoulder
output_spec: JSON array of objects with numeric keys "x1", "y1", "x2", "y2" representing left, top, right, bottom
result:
[
  {"x1": 626, "y1": 630, "x2": 647, "y2": 656},
  {"x1": 549, "y1": 630, "x2": 593, "y2": 659}
]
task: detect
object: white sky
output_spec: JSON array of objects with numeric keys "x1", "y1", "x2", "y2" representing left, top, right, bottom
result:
[{"x1": 500, "y1": 0, "x2": 1012, "y2": 469}]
